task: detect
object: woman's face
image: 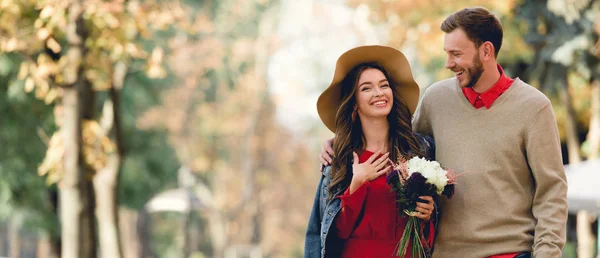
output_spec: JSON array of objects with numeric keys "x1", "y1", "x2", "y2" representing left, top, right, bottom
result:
[{"x1": 355, "y1": 68, "x2": 393, "y2": 120}]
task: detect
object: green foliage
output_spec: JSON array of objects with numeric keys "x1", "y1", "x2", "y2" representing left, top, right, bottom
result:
[
  {"x1": 119, "y1": 74, "x2": 179, "y2": 209},
  {"x1": 0, "y1": 52, "x2": 58, "y2": 234}
]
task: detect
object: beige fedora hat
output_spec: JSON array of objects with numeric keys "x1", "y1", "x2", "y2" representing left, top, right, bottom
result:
[{"x1": 317, "y1": 45, "x2": 420, "y2": 133}]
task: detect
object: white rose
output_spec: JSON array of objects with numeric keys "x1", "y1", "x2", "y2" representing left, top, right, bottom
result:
[
  {"x1": 407, "y1": 157, "x2": 424, "y2": 176},
  {"x1": 428, "y1": 169, "x2": 449, "y2": 194},
  {"x1": 420, "y1": 166, "x2": 437, "y2": 179},
  {"x1": 430, "y1": 160, "x2": 441, "y2": 170}
]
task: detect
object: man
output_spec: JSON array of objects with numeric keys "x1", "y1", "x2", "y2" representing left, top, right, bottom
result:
[{"x1": 318, "y1": 7, "x2": 567, "y2": 258}]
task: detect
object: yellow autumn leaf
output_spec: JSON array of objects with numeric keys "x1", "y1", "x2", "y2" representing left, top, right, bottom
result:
[
  {"x1": 46, "y1": 172, "x2": 62, "y2": 185},
  {"x1": 61, "y1": 48, "x2": 82, "y2": 84},
  {"x1": 104, "y1": 13, "x2": 120, "y2": 29},
  {"x1": 17, "y1": 62, "x2": 29, "y2": 80},
  {"x1": 37, "y1": 53, "x2": 52, "y2": 65},
  {"x1": 151, "y1": 47, "x2": 164, "y2": 63},
  {"x1": 36, "y1": 63, "x2": 51, "y2": 78},
  {"x1": 124, "y1": 18, "x2": 138, "y2": 39},
  {"x1": 50, "y1": 9, "x2": 67, "y2": 29},
  {"x1": 62, "y1": 66, "x2": 78, "y2": 85},
  {"x1": 24, "y1": 77, "x2": 35, "y2": 92},
  {"x1": 93, "y1": 15, "x2": 107, "y2": 29},
  {"x1": 34, "y1": 19, "x2": 44, "y2": 29},
  {"x1": 46, "y1": 37, "x2": 62, "y2": 53},
  {"x1": 34, "y1": 78, "x2": 50, "y2": 99},
  {"x1": 85, "y1": 69, "x2": 99, "y2": 81},
  {"x1": 92, "y1": 79, "x2": 111, "y2": 91},
  {"x1": 0, "y1": 1, "x2": 11, "y2": 8},
  {"x1": 126, "y1": 43, "x2": 146, "y2": 58},
  {"x1": 38, "y1": 132, "x2": 64, "y2": 182},
  {"x1": 3, "y1": 37, "x2": 19, "y2": 52},
  {"x1": 37, "y1": 28, "x2": 51, "y2": 40},
  {"x1": 100, "y1": 137, "x2": 115, "y2": 153},
  {"x1": 146, "y1": 47, "x2": 166, "y2": 78},
  {"x1": 146, "y1": 64, "x2": 166, "y2": 79},
  {"x1": 40, "y1": 5, "x2": 54, "y2": 19},
  {"x1": 0, "y1": 2, "x2": 19, "y2": 14},
  {"x1": 110, "y1": 43, "x2": 124, "y2": 60},
  {"x1": 44, "y1": 88, "x2": 58, "y2": 104}
]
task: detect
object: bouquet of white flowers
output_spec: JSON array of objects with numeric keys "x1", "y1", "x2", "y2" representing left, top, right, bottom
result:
[{"x1": 386, "y1": 156, "x2": 458, "y2": 257}]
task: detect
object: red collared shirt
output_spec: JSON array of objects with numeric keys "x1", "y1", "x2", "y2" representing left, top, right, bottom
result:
[{"x1": 461, "y1": 65, "x2": 514, "y2": 109}]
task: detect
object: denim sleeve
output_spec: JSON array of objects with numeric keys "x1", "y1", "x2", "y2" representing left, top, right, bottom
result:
[
  {"x1": 304, "y1": 171, "x2": 326, "y2": 258},
  {"x1": 415, "y1": 133, "x2": 436, "y2": 160},
  {"x1": 423, "y1": 134, "x2": 436, "y2": 160}
]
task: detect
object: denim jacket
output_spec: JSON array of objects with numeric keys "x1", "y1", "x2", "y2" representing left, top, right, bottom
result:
[{"x1": 304, "y1": 134, "x2": 436, "y2": 258}]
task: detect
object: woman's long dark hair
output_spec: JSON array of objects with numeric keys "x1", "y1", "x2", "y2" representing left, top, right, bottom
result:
[{"x1": 329, "y1": 62, "x2": 424, "y2": 199}]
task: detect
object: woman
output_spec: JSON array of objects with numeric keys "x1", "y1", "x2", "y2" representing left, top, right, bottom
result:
[{"x1": 304, "y1": 45, "x2": 437, "y2": 258}]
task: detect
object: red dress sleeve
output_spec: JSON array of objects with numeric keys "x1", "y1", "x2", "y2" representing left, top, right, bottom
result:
[{"x1": 335, "y1": 181, "x2": 369, "y2": 239}]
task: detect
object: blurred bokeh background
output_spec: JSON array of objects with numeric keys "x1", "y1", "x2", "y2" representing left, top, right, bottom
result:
[{"x1": 0, "y1": 0, "x2": 599, "y2": 257}]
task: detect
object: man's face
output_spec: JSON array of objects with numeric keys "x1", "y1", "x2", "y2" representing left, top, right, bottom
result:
[{"x1": 444, "y1": 28, "x2": 484, "y2": 88}]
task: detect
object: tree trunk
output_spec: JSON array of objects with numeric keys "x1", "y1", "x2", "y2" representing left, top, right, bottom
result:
[
  {"x1": 94, "y1": 154, "x2": 122, "y2": 258},
  {"x1": 208, "y1": 210, "x2": 226, "y2": 258},
  {"x1": 0, "y1": 222, "x2": 7, "y2": 256},
  {"x1": 555, "y1": 67, "x2": 595, "y2": 258},
  {"x1": 182, "y1": 208, "x2": 192, "y2": 258},
  {"x1": 37, "y1": 233, "x2": 60, "y2": 258},
  {"x1": 578, "y1": 80, "x2": 600, "y2": 258},
  {"x1": 8, "y1": 217, "x2": 20, "y2": 258},
  {"x1": 119, "y1": 208, "x2": 140, "y2": 258},
  {"x1": 60, "y1": 81, "x2": 95, "y2": 258},
  {"x1": 557, "y1": 66, "x2": 581, "y2": 163},
  {"x1": 47, "y1": 188, "x2": 61, "y2": 258},
  {"x1": 137, "y1": 209, "x2": 154, "y2": 258},
  {"x1": 552, "y1": 64, "x2": 595, "y2": 258},
  {"x1": 37, "y1": 235, "x2": 49, "y2": 258},
  {"x1": 587, "y1": 80, "x2": 600, "y2": 160},
  {"x1": 61, "y1": 1, "x2": 96, "y2": 257},
  {"x1": 94, "y1": 63, "x2": 127, "y2": 258}
]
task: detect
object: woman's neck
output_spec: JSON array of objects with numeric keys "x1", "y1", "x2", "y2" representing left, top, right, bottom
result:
[{"x1": 360, "y1": 117, "x2": 389, "y2": 152}]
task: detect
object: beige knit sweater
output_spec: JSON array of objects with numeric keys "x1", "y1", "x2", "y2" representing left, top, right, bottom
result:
[{"x1": 413, "y1": 77, "x2": 568, "y2": 258}]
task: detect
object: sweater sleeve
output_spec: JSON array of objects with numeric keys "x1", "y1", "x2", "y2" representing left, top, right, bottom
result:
[
  {"x1": 525, "y1": 103, "x2": 568, "y2": 257},
  {"x1": 335, "y1": 182, "x2": 369, "y2": 239}
]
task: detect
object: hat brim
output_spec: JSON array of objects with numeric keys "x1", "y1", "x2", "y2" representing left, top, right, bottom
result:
[{"x1": 317, "y1": 45, "x2": 420, "y2": 133}]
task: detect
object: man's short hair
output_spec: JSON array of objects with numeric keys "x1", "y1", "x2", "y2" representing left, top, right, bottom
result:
[{"x1": 441, "y1": 7, "x2": 503, "y2": 57}]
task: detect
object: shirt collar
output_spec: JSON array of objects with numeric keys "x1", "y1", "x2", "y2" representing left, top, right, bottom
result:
[{"x1": 461, "y1": 65, "x2": 514, "y2": 109}]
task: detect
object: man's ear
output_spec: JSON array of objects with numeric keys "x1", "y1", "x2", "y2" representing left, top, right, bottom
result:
[{"x1": 481, "y1": 42, "x2": 494, "y2": 60}]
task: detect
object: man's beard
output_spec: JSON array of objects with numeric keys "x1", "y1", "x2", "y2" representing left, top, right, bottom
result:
[{"x1": 465, "y1": 53, "x2": 485, "y2": 88}]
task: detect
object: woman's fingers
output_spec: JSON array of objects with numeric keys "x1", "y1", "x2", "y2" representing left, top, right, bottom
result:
[
  {"x1": 415, "y1": 203, "x2": 432, "y2": 213},
  {"x1": 320, "y1": 154, "x2": 329, "y2": 167},
  {"x1": 414, "y1": 196, "x2": 434, "y2": 222},
  {"x1": 413, "y1": 211, "x2": 430, "y2": 221},
  {"x1": 373, "y1": 152, "x2": 390, "y2": 170},
  {"x1": 365, "y1": 150, "x2": 382, "y2": 164},
  {"x1": 369, "y1": 166, "x2": 391, "y2": 181},
  {"x1": 414, "y1": 206, "x2": 432, "y2": 221}
]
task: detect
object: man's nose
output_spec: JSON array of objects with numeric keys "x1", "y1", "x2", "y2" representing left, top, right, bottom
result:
[{"x1": 445, "y1": 58, "x2": 454, "y2": 69}]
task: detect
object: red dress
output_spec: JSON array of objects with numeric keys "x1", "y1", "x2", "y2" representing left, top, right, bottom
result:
[{"x1": 336, "y1": 150, "x2": 434, "y2": 258}]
